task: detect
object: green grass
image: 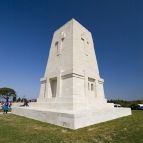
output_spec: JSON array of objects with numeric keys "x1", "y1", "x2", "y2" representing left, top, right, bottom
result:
[
  {"x1": 0, "y1": 108, "x2": 11, "y2": 112},
  {"x1": 0, "y1": 111, "x2": 143, "y2": 143}
]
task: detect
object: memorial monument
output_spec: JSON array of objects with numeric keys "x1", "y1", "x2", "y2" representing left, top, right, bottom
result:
[{"x1": 12, "y1": 19, "x2": 131, "y2": 129}]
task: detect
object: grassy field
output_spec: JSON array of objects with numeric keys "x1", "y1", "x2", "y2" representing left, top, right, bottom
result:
[
  {"x1": 0, "y1": 108, "x2": 11, "y2": 112},
  {"x1": 0, "y1": 110, "x2": 143, "y2": 143}
]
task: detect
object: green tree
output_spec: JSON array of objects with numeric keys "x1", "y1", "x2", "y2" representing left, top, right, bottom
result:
[{"x1": 0, "y1": 87, "x2": 17, "y2": 102}]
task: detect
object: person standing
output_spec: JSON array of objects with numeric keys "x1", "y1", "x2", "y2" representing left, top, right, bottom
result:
[{"x1": 3, "y1": 100, "x2": 9, "y2": 114}]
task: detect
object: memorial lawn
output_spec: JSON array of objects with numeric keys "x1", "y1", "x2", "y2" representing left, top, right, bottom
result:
[
  {"x1": 0, "y1": 108, "x2": 11, "y2": 112},
  {"x1": 0, "y1": 110, "x2": 143, "y2": 143}
]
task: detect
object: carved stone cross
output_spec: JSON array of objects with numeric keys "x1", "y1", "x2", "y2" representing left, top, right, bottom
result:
[
  {"x1": 81, "y1": 32, "x2": 89, "y2": 56},
  {"x1": 55, "y1": 32, "x2": 66, "y2": 56}
]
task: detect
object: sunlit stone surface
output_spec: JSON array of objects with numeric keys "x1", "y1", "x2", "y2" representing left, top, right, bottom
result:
[{"x1": 12, "y1": 19, "x2": 131, "y2": 129}]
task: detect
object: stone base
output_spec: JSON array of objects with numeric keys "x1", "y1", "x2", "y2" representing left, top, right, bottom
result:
[
  {"x1": 12, "y1": 97, "x2": 114, "y2": 110},
  {"x1": 12, "y1": 107, "x2": 131, "y2": 129}
]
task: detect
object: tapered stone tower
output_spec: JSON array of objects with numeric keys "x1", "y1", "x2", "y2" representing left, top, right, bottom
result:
[
  {"x1": 12, "y1": 19, "x2": 131, "y2": 129},
  {"x1": 37, "y1": 19, "x2": 109, "y2": 110}
]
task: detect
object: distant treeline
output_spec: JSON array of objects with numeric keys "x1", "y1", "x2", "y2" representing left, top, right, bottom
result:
[{"x1": 107, "y1": 99, "x2": 143, "y2": 109}]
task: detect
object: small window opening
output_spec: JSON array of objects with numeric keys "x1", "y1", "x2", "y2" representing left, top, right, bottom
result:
[{"x1": 91, "y1": 84, "x2": 94, "y2": 91}]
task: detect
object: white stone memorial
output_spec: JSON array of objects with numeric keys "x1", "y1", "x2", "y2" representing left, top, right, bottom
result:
[{"x1": 12, "y1": 19, "x2": 131, "y2": 129}]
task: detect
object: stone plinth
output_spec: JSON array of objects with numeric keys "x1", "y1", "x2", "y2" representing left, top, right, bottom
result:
[{"x1": 12, "y1": 106, "x2": 131, "y2": 129}]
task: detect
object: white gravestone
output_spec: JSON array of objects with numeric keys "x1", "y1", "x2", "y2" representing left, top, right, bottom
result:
[{"x1": 12, "y1": 19, "x2": 131, "y2": 129}]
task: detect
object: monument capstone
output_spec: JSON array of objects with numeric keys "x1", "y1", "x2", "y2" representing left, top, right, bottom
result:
[{"x1": 12, "y1": 19, "x2": 131, "y2": 129}]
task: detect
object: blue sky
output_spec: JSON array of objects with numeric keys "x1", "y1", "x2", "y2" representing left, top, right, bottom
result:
[{"x1": 0, "y1": 0, "x2": 143, "y2": 100}]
